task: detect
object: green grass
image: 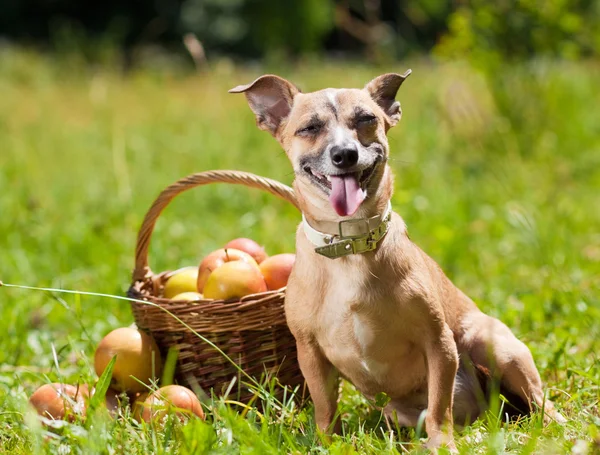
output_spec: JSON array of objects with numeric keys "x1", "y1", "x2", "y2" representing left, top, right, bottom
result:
[{"x1": 0, "y1": 48, "x2": 599, "y2": 454}]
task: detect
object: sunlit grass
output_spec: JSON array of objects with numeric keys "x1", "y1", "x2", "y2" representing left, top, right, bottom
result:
[{"x1": 0, "y1": 48, "x2": 599, "y2": 453}]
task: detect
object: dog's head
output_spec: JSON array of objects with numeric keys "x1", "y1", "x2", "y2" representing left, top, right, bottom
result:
[{"x1": 230, "y1": 71, "x2": 410, "y2": 220}]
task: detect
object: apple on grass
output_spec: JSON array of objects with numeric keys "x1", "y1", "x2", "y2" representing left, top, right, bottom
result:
[
  {"x1": 94, "y1": 327, "x2": 162, "y2": 393},
  {"x1": 139, "y1": 385, "x2": 204, "y2": 422},
  {"x1": 29, "y1": 383, "x2": 87, "y2": 421},
  {"x1": 197, "y1": 248, "x2": 258, "y2": 292}
]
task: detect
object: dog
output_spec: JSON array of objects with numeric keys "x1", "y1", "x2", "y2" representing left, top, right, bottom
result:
[{"x1": 230, "y1": 71, "x2": 565, "y2": 451}]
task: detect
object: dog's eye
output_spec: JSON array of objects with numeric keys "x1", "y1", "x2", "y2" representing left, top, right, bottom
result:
[
  {"x1": 357, "y1": 114, "x2": 377, "y2": 125},
  {"x1": 297, "y1": 124, "x2": 321, "y2": 135}
]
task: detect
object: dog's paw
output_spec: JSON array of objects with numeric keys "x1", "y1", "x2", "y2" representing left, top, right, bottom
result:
[
  {"x1": 543, "y1": 407, "x2": 567, "y2": 425},
  {"x1": 541, "y1": 400, "x2": 567, "y2": 425},
  {"x1": 315, "y1": 419, "x2": 342, "y2": 446},
  {"x1": 425, "y1": 434, "x2": 458, "y2": 454}
]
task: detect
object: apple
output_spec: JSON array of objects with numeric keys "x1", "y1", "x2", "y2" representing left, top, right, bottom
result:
[
  {"x1": 224, "y1": 238, "x2": 268, "y2": 264},
  {"x1": 29, "y1": 383, "x2": 87, "y2": 421},
  {"x1": 197, "y1": 248, "x2": 258, "y2": 292},
  {"x1": 171, "y1": 292, "x2": 204, "y2": 302},
  {"x1": 203, "y1": 260, "x2": 267, "y2": 300},
  {"x1": 94, "y1": 327, "x2": 162, "y2": 393},
  {"x1": 163, "y1": 267, "x2": 199, "y2": 299},
  {"x1": 259, "y1": 254, "x2": 296, "y2": 290},
  {"x1": 140, "y1": 385, "x2": 204, "y2": 422}
]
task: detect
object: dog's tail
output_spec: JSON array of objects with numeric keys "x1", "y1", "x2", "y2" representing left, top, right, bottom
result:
[
  {"x1": 472, "y1": 362, "x2": 531, "y2": 420},
  {"x1": 453, "y1": 358, "x2": 531, "y2": 426}
]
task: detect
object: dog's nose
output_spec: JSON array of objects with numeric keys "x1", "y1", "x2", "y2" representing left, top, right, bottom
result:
[{"x1": 330, "y1": 144, "x2": 359, "y2": 169}]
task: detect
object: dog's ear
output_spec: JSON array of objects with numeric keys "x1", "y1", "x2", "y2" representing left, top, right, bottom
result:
[
  {"x1": 229, "y1": 75, "x2": 300, "y2": 136},
  {"x1": 365, "y1": 69, "x2": 411, "y2": 127}
]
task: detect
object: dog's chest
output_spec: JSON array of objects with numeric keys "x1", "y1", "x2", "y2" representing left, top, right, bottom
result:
[{"x1": 313, "y1": 260, "x2": 426, "y2": 396}]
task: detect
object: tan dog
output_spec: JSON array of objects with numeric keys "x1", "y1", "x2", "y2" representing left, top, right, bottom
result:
[{"x1": 230, "y1": 71, "x2": 564, "y2": 451}]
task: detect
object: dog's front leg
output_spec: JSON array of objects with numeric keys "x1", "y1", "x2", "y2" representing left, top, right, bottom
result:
[
  {"x1": 424, "y1": 323, "x2": 459, "y2": 452},
  {"x1": 297, "y1": 340, "x2": 340, "y2": 433}
]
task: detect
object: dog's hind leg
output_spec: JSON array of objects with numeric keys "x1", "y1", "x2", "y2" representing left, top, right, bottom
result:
[{"x1": 460, "y1": 312, "x2": 565, "y2": 423}]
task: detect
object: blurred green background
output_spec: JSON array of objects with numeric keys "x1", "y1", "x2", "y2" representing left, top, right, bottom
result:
[
  {"x1": 2, "y1": 0, "x2": 599, "y2": 63},
  {"x1": 0, "y1": 1, "x2": 599, "y2": 453}
]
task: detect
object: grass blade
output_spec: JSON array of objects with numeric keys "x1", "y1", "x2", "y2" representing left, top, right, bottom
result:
[{"x1": 89, "y1": 355, "x2": 116, "y2": 412}]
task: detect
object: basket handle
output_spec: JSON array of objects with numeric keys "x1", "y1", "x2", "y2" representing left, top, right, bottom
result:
[{"x1": 132, "y1": 170, "x2": 299, "y2": 282}]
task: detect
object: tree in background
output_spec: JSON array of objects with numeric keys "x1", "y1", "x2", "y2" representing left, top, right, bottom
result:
[
  {"x1": 180, "y1": 0, "x2": 334, "y2": 58},
  {"x1": 436, "y1": 0, "x2": 600, "y2": 66}
]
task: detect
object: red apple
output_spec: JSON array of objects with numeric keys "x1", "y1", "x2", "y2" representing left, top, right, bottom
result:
[
  {"x1": 197, "y1": 248, "x2": 258, "y2": 292},
  {"x1": 140, "y1": 385, "x2": 204, "y2": 422},
  {"x1": 224, "y1": 238, "x2": 268, "y2": 264},
  {"x1": 203, "y1": 260, "x2": 267, "y2": 300},
  {"x1": 29, "y1": 383, "x2": 87, "y2": 421},
  {"x1": 259, "y1": 254, "x2": 296, "y2": 290}
]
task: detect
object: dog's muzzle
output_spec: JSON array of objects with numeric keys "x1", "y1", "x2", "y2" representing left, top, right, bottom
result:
[{"x1": 302, "y1": 201, "x2": 392, "y2": 259}]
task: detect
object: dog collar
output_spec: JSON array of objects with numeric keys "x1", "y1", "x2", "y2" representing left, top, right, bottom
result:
[{"x1": 302, "y1": 201, "x2": 392, "y2": 259}]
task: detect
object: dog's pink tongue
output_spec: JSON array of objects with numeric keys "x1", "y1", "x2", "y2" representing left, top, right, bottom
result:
[{"x1": 329, "y1": 174, "x2": 366, "y2": 216}]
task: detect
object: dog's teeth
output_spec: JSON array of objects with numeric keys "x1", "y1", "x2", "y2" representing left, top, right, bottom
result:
[{"x1": 326, "y1": 175, "x2": 331, "y2": 182}]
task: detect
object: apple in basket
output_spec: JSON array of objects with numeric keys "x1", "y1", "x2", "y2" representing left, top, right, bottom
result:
[
  {"x1": 29, "y1": 383, "x2": 87, "y2": 421},
  {"x1": 203, "y1": 260, "x2": 267, "y2": 300},
  {"x1": 171, "y1": 291, "x2": 204, "y2": 302},
  {"x1": 196, "y1": 248, "x2": 258, "y2": 292},
  {"x1": 94, "y1": 327, "x2": 162, "y2": 393},
  {"x1": 224, "y1": 238, "x2": 268, "y2": 264},
  {"x1": 163, "y1": 266, "x2": 199, "y2": 299},
  {"x1": 259, "y1": 254, "x2": 296, "y2": 290}
]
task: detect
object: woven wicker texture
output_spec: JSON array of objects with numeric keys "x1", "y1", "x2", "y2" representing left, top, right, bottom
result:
[{"x1": 128, "y1": 170, "x2": 304, "y2": 402}]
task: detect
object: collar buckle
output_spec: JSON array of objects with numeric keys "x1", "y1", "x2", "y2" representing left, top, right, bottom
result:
[
  {"x1": 305, "y1": 202, "x2": 393, "y2": 259},
  {"x1": 338, "y1": 218, "x2": 371, "y2": 239}
]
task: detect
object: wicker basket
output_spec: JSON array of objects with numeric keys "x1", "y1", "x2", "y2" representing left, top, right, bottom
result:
[{"x1": 127, "y1": 170, "x2": 304, "y2": 403}]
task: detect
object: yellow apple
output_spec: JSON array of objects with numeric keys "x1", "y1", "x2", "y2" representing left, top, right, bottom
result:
[
  {"x1": 197, "y1": 248, "x2": 258, "y2": 292},
  {"x1": 203, "y1": 260, "x2": 267, "y2": 300},
  {"x1": 94, "y1": 327, "x2": 162, "y2": 393},
  {"x1": 171, "y1": 292, "x2": 204, "y2": 302},
  {"x1": 163, "y1": 267, "x2": 199, "y2": 298}
]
